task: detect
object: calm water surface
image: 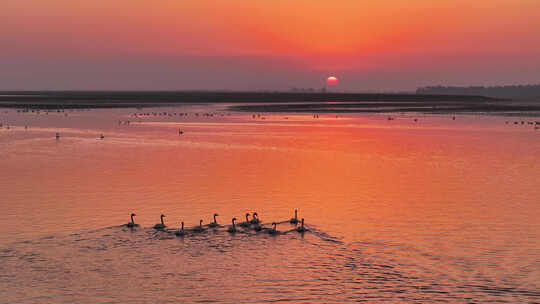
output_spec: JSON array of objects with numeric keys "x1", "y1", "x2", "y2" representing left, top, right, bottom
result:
[{"x1": 0, "y1": 104, "x2": 539, "y2": 303}]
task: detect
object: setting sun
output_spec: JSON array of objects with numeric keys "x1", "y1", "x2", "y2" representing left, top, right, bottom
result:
[{"x1": 326, "y1": 76, "x2": 339, "y2": 85}]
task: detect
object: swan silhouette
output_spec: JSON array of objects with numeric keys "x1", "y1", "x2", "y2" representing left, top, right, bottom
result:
[
  {"x1": 290, "y1": 209, "x2": 298, "y2": 224},
  {"x1": 193, "y1": 219, "x2": 205, "y2": 232},
  {"x1": 267, "y1": 222, "x2": 278, "y2": 235},
  {"x1": 250, "y1": 212, "x2": 260, "y2": 224},
  {"x1": 227, "y1": 217, "x2": 237, "y2": 233},
  {"x1": 153, "y1": 214, "x2": 166, "y2": 230},
  {"x1": 238, "y1": 213, "x2": 251, "y2": 227},
  {"x1": 296, "y1": 218, "x2": 307, "y2": 233},
  {"x1": 208, "y1": 213, "x2": 220, "y2": 228},
  {"x1": 253, "y1": 222, "x2": 262, "y2": 232},
  {"x1": 126, "y1": 213, "x2": 139, "y2": 228},
  {"x1": 175, "y1": 222, "x2": 185, "y2": 236}
]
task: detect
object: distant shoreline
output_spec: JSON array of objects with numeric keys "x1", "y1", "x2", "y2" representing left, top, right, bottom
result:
[
  {"x1": 228, "y1": 101, "x2": 540, "y2": 115},
  {"x1": 1, "y1": 91, "x2": 539, "y2": 115}
]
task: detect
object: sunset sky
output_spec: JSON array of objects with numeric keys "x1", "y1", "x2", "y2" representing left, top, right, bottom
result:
[{"x1": 2, "y1": 0, "x2": 539, "y2": 91}]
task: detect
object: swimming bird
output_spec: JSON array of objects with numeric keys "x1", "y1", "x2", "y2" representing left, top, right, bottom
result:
[
  {"x1": 238, "y1": 213, "x2": 251, "y2": 227},
  {"x1": 126, "y1": 213, "x2": 139, "y2": 228},
  {"x1": 175, "y1": 222, "x2": 185, "y2": 236},
  {"x1": 153, "y1": 214, "x2": 166, "y2": 230},
  {"x1": 208, "y1": 213, "x2": 220, "y2": 228},
  {"x1": 227, "y1": 217, "x2": 237, "y2": 233},
  {"x1": 296, "y1": 218, "x2": 307, "y2": 233},
  {"x1": 290, "y1": 209, "x2": 298, "y2": 224},
  {"x1": 253, "y1": 222, "x2": 263, "y2": 231},
  {"x1": 193, "y1": 219, "x2": 205, "y2": 232},
  {"x1": 267, "y1": 222, "x2": 278, "y2": 235},
  {"x1": 250, "y1": 212, "x2": 260, "y2": 224}
]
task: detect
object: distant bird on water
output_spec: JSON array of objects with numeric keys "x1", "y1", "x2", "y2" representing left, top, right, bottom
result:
[
  {"x1": 193, "y1": 219, "x2": 205, "y2": 232},
  {"x1": 290, "y1": 209, "x2": 298, "y2": 224},
  {"x1": 208, "y1": 213, "x2": 220, "y2": 228},
  {"x1": 250, "y1": 212, "x2": 260, "y2": 224},
  {"x1": 126, "y1": 213, "x2": 139, "y2": 228},
  {"x1": 238, "y1": 213, "x2": 251, "y2": 227},
  {"x1": 267, "y1": 222, "x2": 278, "y2": 235},
  {"x1": 296, "y1": 218, "x2": 307, "y2": 233},
  {"x1": 252, "y1": 222, "x2": 263, "y2": 232},
  {"x1": 227, "y1": 217, "x2": 237, "y2": 233},
  {"x1": 175, "y1": 222, "x2": 185, "y2": 236},
  {"x1": 153, "y1": 214, "x2": 166, "y2": 230}
]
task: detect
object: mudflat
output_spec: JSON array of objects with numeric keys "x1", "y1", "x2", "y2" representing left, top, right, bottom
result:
[{"x1": 1, "y1": 91, "x2": 539, "y2": 115}]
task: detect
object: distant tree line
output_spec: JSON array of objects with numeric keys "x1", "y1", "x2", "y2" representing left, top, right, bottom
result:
[
  {"x1": 416, "y1": 84, "x2": 540, "y2": 99},
  {"x1": 290, "y1": 87, "x2": 326, "y2": 93}
]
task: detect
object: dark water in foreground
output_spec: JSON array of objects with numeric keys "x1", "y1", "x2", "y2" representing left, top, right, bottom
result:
[
  {"x1": 0, "y1": 104, "x2": 539, "y2": 303},
  {"x1": 2, "y1": 224, "x2": 538, "y2": 303}
]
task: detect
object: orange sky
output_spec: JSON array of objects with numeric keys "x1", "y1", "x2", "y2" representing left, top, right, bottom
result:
[{"x1": 1, "y1": 0, "x2": 539, "y2": 90}]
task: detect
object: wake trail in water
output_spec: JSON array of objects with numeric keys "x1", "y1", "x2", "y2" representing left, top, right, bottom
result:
[{"x1": 2, "y1": 223, "x2": 538, "y2": 304}]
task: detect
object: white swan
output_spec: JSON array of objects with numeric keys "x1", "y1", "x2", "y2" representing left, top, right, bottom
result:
[
  {"x1": 126, "y1": 213, "x2": 139, "y2": 228},
  {"x1": 193, "y1": 219, "x2": 205, "y2": 232},
  {"x1": 253, "y1": 223, "x2": 262, "y2": 231},
  {"x1": 175, "y1": 222, "x2": 185, "y2": 236},
  {"x1": 227, "y1": 218, "x2": 237, "y2": 233},
  {"x1": 153, "y1": 214, "x2": 166, "y2": 230},
  {"x1": 289, "y1": 209, "x2": 298, "y2": 224},
  {"x1": 267, "y1": 222, "x2": 278, "y2": 235},
  {"x1": 250, "y1": 212, "x2": 260, "y2": 224},
  {"x1": 296, "y1": 218, "x2": 307, "y2": 233},
  {"x1": 238, "y1": 213, "x2": 251, "y2": 227},
  {"x1": 208, "y1": 213, "x2": 220, "y2": 228}
]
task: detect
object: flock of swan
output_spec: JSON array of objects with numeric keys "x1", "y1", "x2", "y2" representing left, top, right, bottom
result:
[{"x1": 125, "y1": 209, "x2": 307, "y2": 236}]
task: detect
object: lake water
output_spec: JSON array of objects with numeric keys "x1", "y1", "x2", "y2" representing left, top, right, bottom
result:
[{"x1": 0, "y1": 104, "x2": 539, "y2": 303}]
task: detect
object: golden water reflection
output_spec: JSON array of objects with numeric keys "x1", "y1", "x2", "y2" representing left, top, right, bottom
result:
[{"x1": 0, "y1": 106, "x2": 539, "y2": 299}]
